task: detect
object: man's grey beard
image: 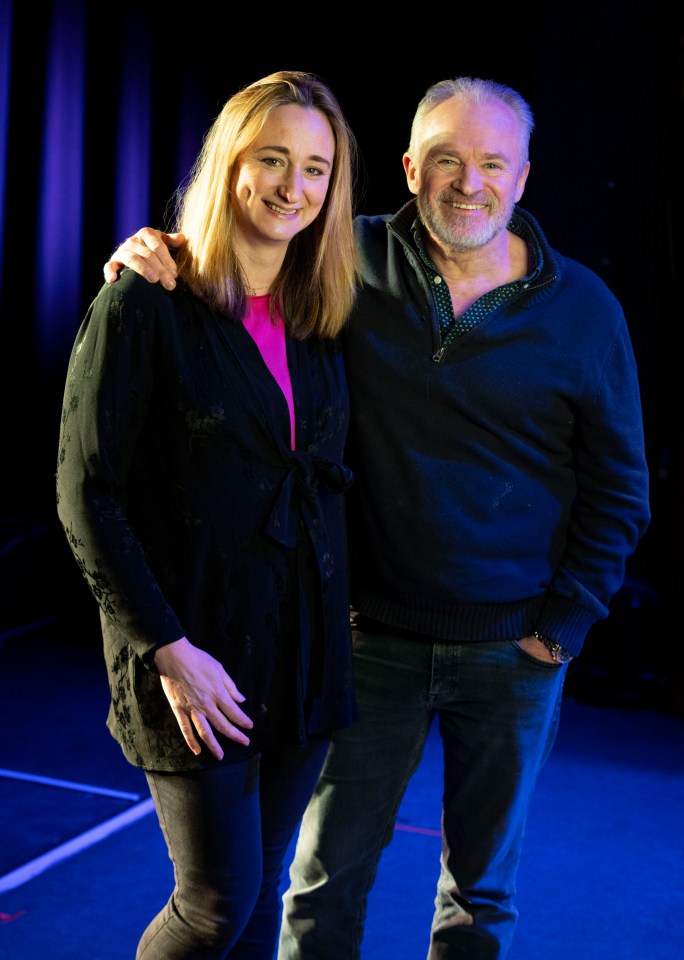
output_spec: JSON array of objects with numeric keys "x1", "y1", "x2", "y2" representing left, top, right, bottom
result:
[{"x1": 416, "y1": 193, "x2": 515, "y2": 252}]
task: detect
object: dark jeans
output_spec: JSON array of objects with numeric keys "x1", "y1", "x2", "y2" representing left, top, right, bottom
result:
[
  {"x1": 279, "y1": 627, "x2": 567, "y2": 959},
  {"x1": 137, "y1": 737, "x2": 330, "y2": 960}
]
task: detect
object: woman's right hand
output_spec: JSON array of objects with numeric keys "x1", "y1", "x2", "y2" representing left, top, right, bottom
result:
[{"x1": 154, "y1": 637, "x2": 253, "y2": 760}]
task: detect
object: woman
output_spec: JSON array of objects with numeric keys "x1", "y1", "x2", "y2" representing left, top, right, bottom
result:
[{"x1": 56, "y1": 70, "x2": 359, "y2": 959}]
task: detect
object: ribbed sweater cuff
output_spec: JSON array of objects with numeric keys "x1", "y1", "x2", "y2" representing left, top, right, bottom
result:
[{"x1": 534, "y1": 598, "x2": 597, "y2": 658}]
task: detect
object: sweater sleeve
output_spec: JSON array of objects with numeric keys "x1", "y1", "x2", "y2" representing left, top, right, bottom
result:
[{"x1": 536, "y1": 317, "x2": 651, "y2": 656}]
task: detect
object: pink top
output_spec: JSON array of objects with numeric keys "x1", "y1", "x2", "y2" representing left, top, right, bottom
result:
[{"x1": 243, "y1": 295, "x2": 295, "y2": 449}]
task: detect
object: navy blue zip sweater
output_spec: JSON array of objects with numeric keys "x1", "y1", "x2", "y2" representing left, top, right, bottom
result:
[{"x1": 343, "y1": 201, "x2": 650, "y2": 658}]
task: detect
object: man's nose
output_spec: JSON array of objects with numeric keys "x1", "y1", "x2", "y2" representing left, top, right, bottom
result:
[{"x1": 452, "y1": 164, "x2": 483, "y2": 194}]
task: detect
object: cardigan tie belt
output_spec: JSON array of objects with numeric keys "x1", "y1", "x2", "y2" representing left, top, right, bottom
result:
[
  {"x1": 263, "y1": 451, "x2": 353, "y2": 560},
  {"x1": 263, "y1": 451, "x2": 354, "y2": 743}
]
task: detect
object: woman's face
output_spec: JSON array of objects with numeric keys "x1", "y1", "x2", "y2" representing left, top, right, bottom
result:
[{"x1": 233, "y1": 103, "x2": 335, "y2": 246}]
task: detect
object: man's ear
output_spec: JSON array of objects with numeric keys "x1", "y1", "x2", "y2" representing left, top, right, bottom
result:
[
  {"x1": 514, "y1": 161, "x2": 531, "y2": 203},
  {"x1": 402, "y1": 153, "x2": 419, "y2": 196}
]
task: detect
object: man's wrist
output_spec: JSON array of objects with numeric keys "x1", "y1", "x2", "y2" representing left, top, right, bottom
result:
[{"x1": 533, "y1": 630, "x2": 574, "y2": 663}]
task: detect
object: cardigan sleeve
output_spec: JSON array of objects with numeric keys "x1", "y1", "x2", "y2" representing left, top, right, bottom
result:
[{"x1": 56, "y1": 275, "x2": 186, "y2": 666}]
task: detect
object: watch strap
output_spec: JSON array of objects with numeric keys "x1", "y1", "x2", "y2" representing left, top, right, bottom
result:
[{"x1": 533, "y1": 630, "x2": 574, "y2": 663}]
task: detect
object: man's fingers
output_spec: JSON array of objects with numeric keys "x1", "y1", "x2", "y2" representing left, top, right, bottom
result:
[
  {"x1": 103, "y1": 245, "x2": 164, "y2": 286},
  {"x1": 103, "y1": 261, "x2": 121, "y2": 285},
  {"x1": 160, "y1": 231, "x2": 186, "y2": 250},
  {"x1": 103, "y1": 230, "x2": 181, "y2": 289},
  {"x1": 134, "y1": 229, "x2": 181, "y2": 279}
]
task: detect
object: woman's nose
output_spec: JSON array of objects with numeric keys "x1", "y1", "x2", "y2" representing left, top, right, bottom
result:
[{"x1": 277, "y1": 168, "x2": 303, "y2": 202}]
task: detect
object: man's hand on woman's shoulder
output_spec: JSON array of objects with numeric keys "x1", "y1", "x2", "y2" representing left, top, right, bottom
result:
[{"x1": 104, "y1": 228, "x2": 186, "y2": 289}]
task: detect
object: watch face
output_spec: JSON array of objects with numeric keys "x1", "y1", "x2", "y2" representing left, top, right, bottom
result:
[{"x1": 552, "y1": 644, "x2": 574, "y2": 663}]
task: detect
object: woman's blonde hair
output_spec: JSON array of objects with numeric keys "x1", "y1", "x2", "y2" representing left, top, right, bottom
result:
[{"x1": 172, "y1": 70, "x2": 359, "y2": 339}]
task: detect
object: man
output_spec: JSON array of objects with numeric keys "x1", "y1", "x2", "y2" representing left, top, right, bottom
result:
[{"x1": 104, "y1": 77, "x2": 650, "y2": 959}]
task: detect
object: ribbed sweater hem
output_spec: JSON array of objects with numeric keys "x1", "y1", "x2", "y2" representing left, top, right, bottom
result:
[{"x1": 353, "y1": 590, "x2": 595, "y2": 657}]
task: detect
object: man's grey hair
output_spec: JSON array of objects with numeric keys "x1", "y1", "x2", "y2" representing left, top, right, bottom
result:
[{"x1": 409, "y1": 77, "x2": 535, "y2": 162}]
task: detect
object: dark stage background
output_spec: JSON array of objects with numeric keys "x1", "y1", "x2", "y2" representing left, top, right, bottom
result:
[{"x1": 1, "y1": 0, "x2": 683, "y2": 711}]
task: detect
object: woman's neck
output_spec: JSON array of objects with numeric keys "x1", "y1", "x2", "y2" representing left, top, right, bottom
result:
[{"x1": 235, "y1": 236, "x2": 287, "y2": 297}]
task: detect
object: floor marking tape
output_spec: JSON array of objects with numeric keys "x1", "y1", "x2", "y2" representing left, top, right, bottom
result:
[{"x1": 0, "y1": 797, "x2": 155, "y2": 893}]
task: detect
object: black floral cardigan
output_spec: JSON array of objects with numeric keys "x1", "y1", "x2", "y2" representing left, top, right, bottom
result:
[{"x1": 56, "y1": 269, "x2": 357, "y2": 771}]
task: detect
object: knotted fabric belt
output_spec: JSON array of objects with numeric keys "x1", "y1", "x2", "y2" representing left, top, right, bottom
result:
[
  {"x1": 263, "y1": 451, "x2": 354, "y2": 741},
  {"x1": 263, "y1": 451, "x2": 353, "y2": 558}
]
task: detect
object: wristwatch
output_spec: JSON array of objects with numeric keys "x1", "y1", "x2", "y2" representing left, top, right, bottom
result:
[{"x1": 533, "y1": 630, "x2": 574, "y2": 663}]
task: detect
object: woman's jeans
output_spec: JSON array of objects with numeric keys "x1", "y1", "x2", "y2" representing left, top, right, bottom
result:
[
  {"x1": 279, "y1": 627, "x2": 567, "y2": 960},
  {"x1": 137, "y1": 736, "x2": 330, "y2": 960}
]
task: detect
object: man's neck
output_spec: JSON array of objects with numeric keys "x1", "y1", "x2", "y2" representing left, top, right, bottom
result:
[
  {"x1": 420, "y1": 225, "x2": 529, "y2": 319},
  {"x1": 421, "y1": 225, "x2": 528, "y2": 286}
]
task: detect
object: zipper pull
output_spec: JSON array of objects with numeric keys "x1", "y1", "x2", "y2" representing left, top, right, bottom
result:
[{"x1": 432, "y1": 347, "x2": 445, "y2": 363}]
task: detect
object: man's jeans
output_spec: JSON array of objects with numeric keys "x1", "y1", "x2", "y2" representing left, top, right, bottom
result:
[{"x1": 279, "y1": 626, "x2": 567, "y2": 959}]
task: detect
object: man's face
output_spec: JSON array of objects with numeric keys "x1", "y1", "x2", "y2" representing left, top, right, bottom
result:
[{"x1": 403, "y1": 96, "x2": 530, "y2": 252}]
